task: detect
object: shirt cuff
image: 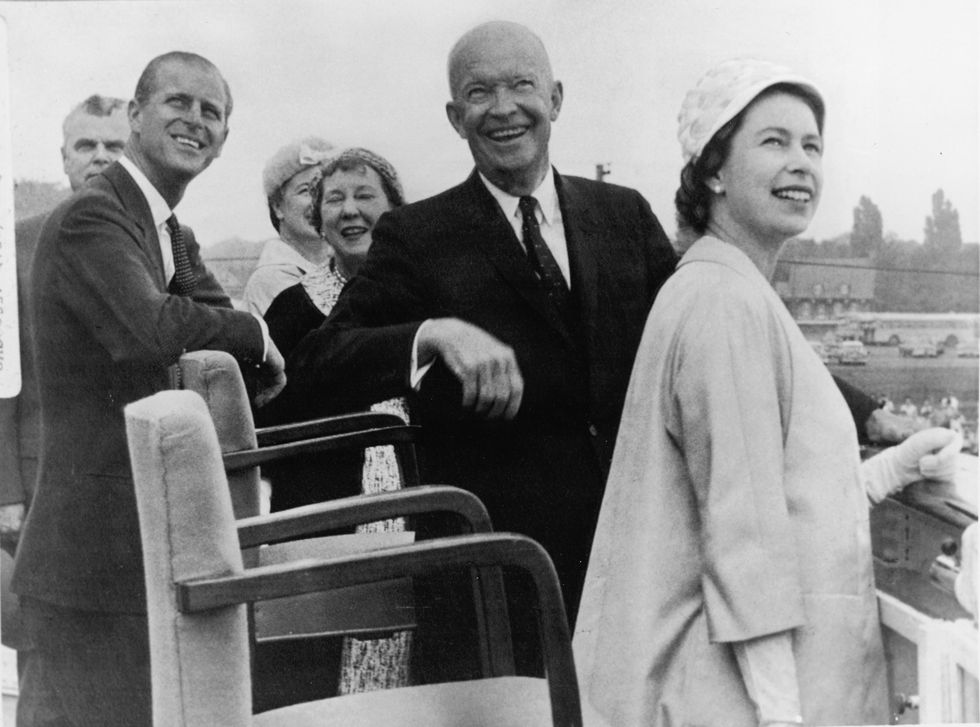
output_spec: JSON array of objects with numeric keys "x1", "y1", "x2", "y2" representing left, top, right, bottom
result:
[
  {"x1": 410, "y1": 319, "x2": 435, "y2": 389},
  {"x1": 733, "y1": 631, "x2": 803, "y2": 725},
  {"x1": 251, "y1": 313, "x2": 270, "y2": 363}
]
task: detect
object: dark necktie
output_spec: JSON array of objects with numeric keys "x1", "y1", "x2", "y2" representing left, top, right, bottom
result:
[
  {"x1": 518, "y1": 196, "x2": 570, "y2": 295},
  {"x1": 166, "y1": 214, "x2": 196, "y2": 296},
  {"x1": 518, "y1": 196, "x2": 577, "y2": 332}
]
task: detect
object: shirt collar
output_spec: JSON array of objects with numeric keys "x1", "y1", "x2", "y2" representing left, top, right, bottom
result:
[
  {"x1": 478, "y1": 168, "x2": 560, "y2": 227},
  {"x1": 679, "y1": 235, "x2": 772, "y2": 287},
  {"x1": 118, "y1": 155, "x2": 173, "y2": 229}
]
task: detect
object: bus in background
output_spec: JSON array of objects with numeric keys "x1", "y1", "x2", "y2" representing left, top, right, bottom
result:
[{"x1": 840, "y1": 312, "x2": 980, "y2": 352}]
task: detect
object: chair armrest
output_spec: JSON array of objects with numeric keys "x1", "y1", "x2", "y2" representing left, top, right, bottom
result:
[
  {"x1": 236, "y1": 485, "x2": 492, "y2": 548},
  {"x1": 224, "y1": 425, "x2": 422, "y2": 488},
  {"x1": 256, "y1": 412, "x2": 405, "y2": 447},
  {"x1": 177, "y1": 532, "x2": 581, "y2": 727}
]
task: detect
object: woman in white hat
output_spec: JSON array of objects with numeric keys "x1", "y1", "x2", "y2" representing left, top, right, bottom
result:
[
  {"x1": 242, "y1": 136, "x2": 335, "y2": 317},
  {"x1": 573, "y1": 58, "x2": 962, "y2": 726}
]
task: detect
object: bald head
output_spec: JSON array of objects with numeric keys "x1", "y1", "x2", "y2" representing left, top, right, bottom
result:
[
  {"x1": 447, "y1": 21, "x2": 554, "y2": 99},
  {"x1": 444, "y1": 21, "x2": 562, "y2": 196}
]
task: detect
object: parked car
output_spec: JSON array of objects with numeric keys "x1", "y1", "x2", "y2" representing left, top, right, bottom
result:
[
  {"x1": 838, "y1": 340, "x2": 869, "y2": 365},
  {"x1": 899, "y1": 339, "x2": 939, "y2": 358},
  {"x1": 956, "y1": 343, "x2": 980, "y2": 358}
]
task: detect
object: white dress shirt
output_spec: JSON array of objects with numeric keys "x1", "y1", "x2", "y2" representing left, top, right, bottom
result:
[
  {"x1": 478, "y1": 169, "x2": 570, "y2": 286},
  {"x1": 118, "y1": 155, "x2": 177, "y2": 284}
]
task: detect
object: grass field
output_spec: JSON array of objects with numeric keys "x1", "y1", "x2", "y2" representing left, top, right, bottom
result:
[{"x1": 830, "y1": 347, "x2": 979, "y2": 422}]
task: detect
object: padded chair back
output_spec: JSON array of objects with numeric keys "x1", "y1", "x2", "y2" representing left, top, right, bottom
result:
[
  {"x1": 177, "y1": 351, "x2": 260, "y2": 519},
  {"x1": 177, "y1": 351, "x2": 417, "y2": 641},
  {"x1": 126, "y1": 389, "x2": 252, "y2": 727}
]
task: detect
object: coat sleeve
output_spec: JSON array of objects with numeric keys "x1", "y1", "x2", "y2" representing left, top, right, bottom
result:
[
  {"x1": 633, "y1": 188, "x2": 678, "y2": 303},
  {"x1": 264, "y1": 284, "x2": 326, "y2": 360},
  {"x1": 50, "y1": 195, "x2": 264, "y2": 369},
  {"x1": 833, "y1": 375, "x2": 878, "y2": 443},
  {"x1": 668, "y1": 284, "x2": 806, "y2": 643}
]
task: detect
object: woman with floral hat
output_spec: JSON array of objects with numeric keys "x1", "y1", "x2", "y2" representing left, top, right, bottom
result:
[{"x1": 242, "y1": 136, "x2": 335, "y2": 317}]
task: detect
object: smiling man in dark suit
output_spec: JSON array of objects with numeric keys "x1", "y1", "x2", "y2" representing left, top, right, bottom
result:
[
  {"x1": 11, "y1": 51, "x2": 285, "y2": 725},
  {"x1": 282, "y1": 21, "x2": 677, "y2": 653}
]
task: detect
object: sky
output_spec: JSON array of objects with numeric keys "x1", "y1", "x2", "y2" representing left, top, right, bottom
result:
[{"x1": 0, "y1": 0, "x2": 977, "y2": 249}]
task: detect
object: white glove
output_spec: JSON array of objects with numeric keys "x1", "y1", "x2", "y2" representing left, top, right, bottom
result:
[{"x1": 862, "y1": 427, "x2": 962, "y2": 505}]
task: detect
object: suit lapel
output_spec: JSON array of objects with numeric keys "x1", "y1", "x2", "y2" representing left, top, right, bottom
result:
[
  {"x1": 461, "y1": 171, "x2": 577, "y2": 344},
  {"x1": 556, "y1": 174, "x2": 600, "y2": 341},
  {"x1": 102, "y1": 163, "x2": 168, "y2": 289}
]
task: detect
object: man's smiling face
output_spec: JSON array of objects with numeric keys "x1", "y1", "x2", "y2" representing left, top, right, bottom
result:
[
  {"x1": 446, "y1": 23, "x2": 562, "y2": 196},
  {"x1": 127, "y1": 58, "x2": 229, "y2": 190}
]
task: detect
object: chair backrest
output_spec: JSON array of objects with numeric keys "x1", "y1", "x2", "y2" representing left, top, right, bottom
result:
[
  {"x1": 126, "y1": 389, "x2": 252, "y2": 727},
  {"x1": 177, "y1": 351, "x2": 260, "y2": 518},
  {"x1": 177, "y1": 350, "x2": 419, "y2": 640}
]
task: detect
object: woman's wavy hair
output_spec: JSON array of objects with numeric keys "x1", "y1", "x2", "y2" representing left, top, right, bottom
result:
[{"x1": 674, "y1": 83, "x2": 824, "y2": 245}]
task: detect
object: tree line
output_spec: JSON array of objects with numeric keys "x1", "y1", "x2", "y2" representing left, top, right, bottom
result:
[{"x1": 782, "y1": 189, "x2": 978, "y2": 313}]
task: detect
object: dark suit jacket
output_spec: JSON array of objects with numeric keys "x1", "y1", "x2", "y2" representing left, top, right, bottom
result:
[
  {"x1": 279, "y1": 169, "x2": 677, "y2": 611},
  {"x1": 0, "y1": 214, "x2": 45, "y2": 512},
  {"x1": 12, "y1": 162, "x2": 264, "y2": 613}
]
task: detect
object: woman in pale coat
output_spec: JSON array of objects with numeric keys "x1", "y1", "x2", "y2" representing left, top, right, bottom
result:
[{"x1": 573, "y1": 58, "x2": 961, "y2": 727}]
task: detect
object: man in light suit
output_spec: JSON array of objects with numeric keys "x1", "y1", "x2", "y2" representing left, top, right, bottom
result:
[
  {"x1": 11, "y1": 51, "x2": 285, "y2": 725},
  {"x1": 280, "y1": 22, "x2": 677, "y2": 670}
]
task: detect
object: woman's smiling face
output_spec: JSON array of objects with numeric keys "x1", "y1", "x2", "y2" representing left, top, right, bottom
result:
[
  {"x1": 711, "y1": 90, "x2": 823, "y2": 246},
  {"x1": 318, "y1": 164, "x2": 393, "y2": 271}
]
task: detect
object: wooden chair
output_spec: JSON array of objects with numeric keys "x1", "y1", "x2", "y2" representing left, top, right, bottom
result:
[
  {"x1": 177, "y1": 351, "x2": 420, "y2": 518},
  {"x1": 125, "y1": 389, "x2": 601, "y2": 726},
  {"x1": 176, "y1": 350, "x2": 514, "y2": 694}
]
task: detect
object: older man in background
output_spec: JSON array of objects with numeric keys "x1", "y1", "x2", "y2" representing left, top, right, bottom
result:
[
  {"x1": 0, "y1": 97, "x2": 131, "y2": 682},
  {"x1": 0, "y1": 94, "x2": 130, "y2": 550}
]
